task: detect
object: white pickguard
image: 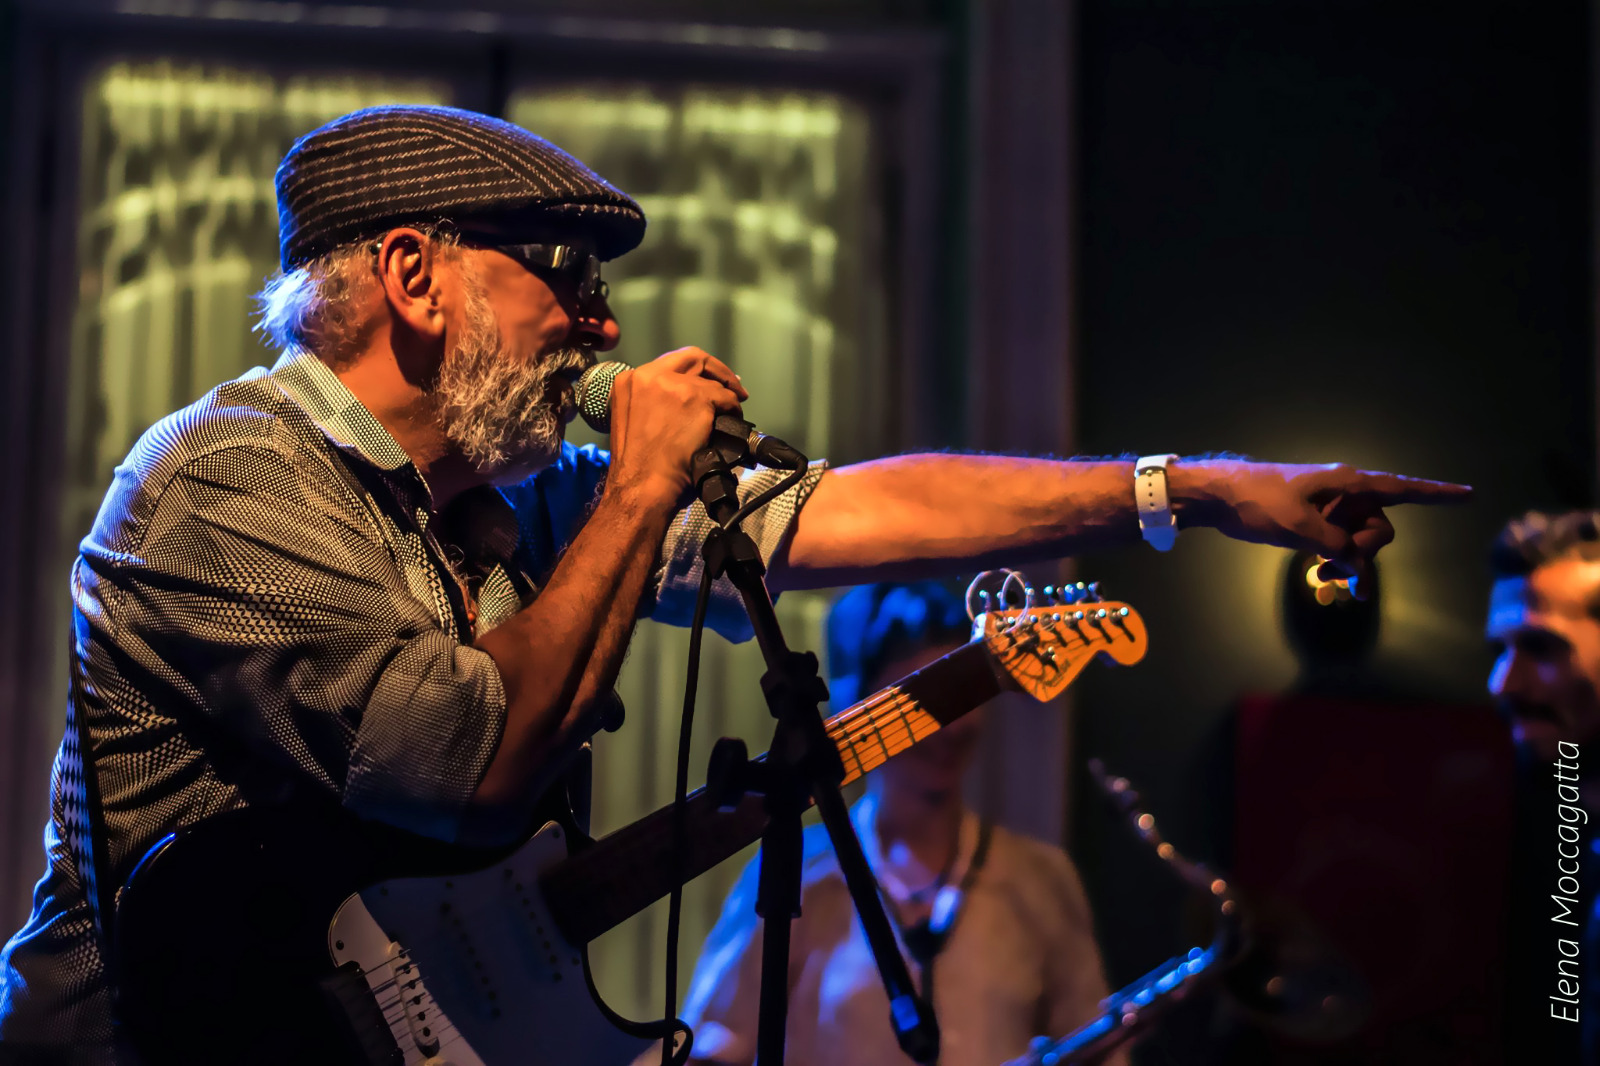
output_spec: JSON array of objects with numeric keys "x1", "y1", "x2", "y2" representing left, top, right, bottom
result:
[{"x1": 329, "y1": 820, "x2": 676, "y2": 1066}]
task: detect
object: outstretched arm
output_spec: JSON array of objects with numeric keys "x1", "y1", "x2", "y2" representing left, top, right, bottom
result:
[{"x1": 770, "y1": 454, "x2": 1470, "y2": 594}]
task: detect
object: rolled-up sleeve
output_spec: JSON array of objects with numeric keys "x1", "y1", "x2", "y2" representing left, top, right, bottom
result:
[
  {"x1": 512, "y1": 445, "x2": 826, "y2": 643},
  {"x1": 345, "y1": 630, "x2": 505, "y2": 840},
  {"x1": 649, "y1": 461, "x2": 828, "y2": 642},
  {"x1": 97, "y1": 445, "x2": 505, "y2": 842}
]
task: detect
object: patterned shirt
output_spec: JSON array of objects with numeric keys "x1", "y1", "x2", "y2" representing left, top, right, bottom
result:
[{"x1": 0, "y1": 351, "x2": 823, "y2": 1061}]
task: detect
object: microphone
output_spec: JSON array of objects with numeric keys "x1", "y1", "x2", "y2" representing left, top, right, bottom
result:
[{"x1": 573, "y1": 360, "x2": 805, "y2": 470}]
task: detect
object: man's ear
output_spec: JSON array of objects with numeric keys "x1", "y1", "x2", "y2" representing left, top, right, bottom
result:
[{"x1": 376, "y1": 228, "x2": 445, "y2": 342}]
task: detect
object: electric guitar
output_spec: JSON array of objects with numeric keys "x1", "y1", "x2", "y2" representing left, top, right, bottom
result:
[{"x1": 114, "y1": 598, "x2": 1147, "y2": 1065}]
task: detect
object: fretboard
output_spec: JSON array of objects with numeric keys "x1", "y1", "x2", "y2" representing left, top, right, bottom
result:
[{"x1": 539, "y1": 640, "x2": 1002, "y2": 947}]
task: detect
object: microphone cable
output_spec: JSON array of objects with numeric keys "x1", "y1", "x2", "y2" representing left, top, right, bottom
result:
[{"x1": 661, "y1": 455, "x2": 809, "y2": 1066}]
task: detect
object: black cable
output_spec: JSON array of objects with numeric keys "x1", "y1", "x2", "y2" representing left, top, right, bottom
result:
[
  {"x1": 727, "y1": 459, "x2": 808, "y2": 531},
  {"x1": 659, "y1": 456, "x2": 806, "y2": 1066},
  {"x1": 662, "y1": 557, "x2": 716, "y2": 1066}
]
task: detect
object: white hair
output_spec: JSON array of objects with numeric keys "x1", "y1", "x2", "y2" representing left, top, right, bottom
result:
[
  {"x1": 257, "y1": 232, "x2": 590, "y2": 480},
  {"x1": 252, "y1": 229, "x2": 459, "y2": 366}
]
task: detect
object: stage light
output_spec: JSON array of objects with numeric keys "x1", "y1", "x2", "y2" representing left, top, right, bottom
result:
[
  {"x1": 1282, "y1": 550, "x2": 1381, "y2": 669},
  {"x1": 1304, "y1": 560, "x2": 1355, "y2": 606}
]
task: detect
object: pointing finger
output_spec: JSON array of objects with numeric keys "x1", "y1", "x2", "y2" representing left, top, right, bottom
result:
[{"x1": 1323, "y1": 470, "x2": 1473, "y2": 506}]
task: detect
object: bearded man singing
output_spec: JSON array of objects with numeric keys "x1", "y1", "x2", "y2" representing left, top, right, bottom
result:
[{"x1": 0, "y1": 105, "x2": 1469, "y2": 1064}]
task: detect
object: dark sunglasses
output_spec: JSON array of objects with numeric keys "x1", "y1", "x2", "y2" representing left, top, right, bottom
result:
[
  {"x1": 368, "y1": 232, "x2": 610, "y2": 305},
  {"x1": 462, "y1": 235, "x2": 609, "y2": 305}
]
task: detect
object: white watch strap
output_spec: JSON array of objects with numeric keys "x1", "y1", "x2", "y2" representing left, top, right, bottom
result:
[{"x1": 1135, "y1": 454, "x2": 1180, "y2": 552}]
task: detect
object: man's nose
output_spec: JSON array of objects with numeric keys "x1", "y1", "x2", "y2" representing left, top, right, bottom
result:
[{"x1": 571, "y1": 299, "x2": 621, "y2": 352}]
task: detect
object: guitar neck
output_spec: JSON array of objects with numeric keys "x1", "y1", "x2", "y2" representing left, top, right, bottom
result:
[{"x1": 538, "y1": 640, "x2": 1003, "y2": 947}]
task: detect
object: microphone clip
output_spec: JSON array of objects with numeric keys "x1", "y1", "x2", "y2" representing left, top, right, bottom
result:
[{"x1": 711, "y1": 414, "x2": 805, "y2": 471}]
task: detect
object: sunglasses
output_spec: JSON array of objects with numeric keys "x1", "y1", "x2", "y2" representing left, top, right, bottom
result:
[
  {"x1": 368, "y1": 233, "x2": 610, "y2": 305},
  {"x1": 461, "y1": 235, "x2": 609, "y2": 305}
]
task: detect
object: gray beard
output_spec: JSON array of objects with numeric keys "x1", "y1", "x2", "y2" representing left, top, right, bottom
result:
[{"x1": 434, "y1": 271, "x2": 594, "y2": 480}]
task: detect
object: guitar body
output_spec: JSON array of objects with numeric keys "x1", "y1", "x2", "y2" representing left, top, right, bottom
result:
[
  {"x1": 113, "y1": 598, "x2": 1146, "y2": 1065},
  {"x1": 331, "y1": 825, "x2": 668, "y2": 1066},
  {"x1": 114, "y1": 804, "x2": 674, "y2": 1066}
]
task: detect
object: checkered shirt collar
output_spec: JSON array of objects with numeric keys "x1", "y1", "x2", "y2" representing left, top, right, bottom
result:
[{"x1": 270, "y1": 349, "x2": 415, "y2": 473}]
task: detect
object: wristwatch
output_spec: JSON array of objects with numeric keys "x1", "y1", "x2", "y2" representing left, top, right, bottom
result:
[{"x1": 1135, "y1": 454, "x2": 1179, "y2": 552}]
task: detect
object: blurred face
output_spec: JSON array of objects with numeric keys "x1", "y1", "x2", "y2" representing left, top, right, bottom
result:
[
  {"x1": 1486, "y1": 558, "x2": 1600, "y2": 763},
  {"x1": 433, "y1": 238, "x2": 620, "y2": 484},
  {"x1": 867, "y1": 640, "x2": 985, "y2": 798}
]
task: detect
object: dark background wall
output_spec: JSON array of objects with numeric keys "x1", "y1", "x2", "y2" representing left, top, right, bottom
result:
[{"x1": 1070, "y1": 0, "x2": 1590, "y2": 1060}]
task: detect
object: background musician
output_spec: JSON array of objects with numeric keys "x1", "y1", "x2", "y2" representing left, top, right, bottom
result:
[
  {"x1": 1485, "y1": 510, "x2": 1600, "y2": 1063},
  {"x1": 672, "y1": 581, "x2": 1130, "y2": 1066}
]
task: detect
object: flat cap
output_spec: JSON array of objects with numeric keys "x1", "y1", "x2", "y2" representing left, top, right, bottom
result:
[{"x1": 275, "y1": 104, "x2": 646, "y2": 270}]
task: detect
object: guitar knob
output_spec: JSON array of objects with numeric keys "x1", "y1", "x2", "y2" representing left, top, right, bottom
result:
[{"x1": 707, "y1": 737, "x2": 752, "y2": 812}]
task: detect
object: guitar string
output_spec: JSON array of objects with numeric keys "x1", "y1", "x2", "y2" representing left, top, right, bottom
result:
[
  {"x1": 375, "y1": 951, "x2": 455, "y2": 1043},
  {"x1": 577, "y1": 627, "x2": 1107, "y2": 891},
  {"x1": 826, "y1": 628, "x2": 1103, "y2": 774},
  {"x1": 823, "y1": 621, "x2": 1105, "y2": 740},
  {"x1": 827, "y1": 670, "x2": 1017, "y2": 774},
  {"x1": 829, "y1": 690, "x2": 947, "y2": 780},
  {"x1": 360, "y1": 956, "x2": 462, "y2": 1051}
]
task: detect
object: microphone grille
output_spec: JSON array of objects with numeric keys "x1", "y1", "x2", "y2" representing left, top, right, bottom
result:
[{"x1": 574, "y1": 360, "x2": 627, "y2": 433}]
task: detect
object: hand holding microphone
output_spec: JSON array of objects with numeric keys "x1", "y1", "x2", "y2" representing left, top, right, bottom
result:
[{"x1": 576, "y1": 351, "x2": 806, "y2": 511}]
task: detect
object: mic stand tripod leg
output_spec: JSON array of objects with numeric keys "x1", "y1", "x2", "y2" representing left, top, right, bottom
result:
[
  {"x1": 753, "y1": 765, "x2": 805, "y2": 1066},
  {"x1": 694, "y1": 450, "x2": 940, "y2": 1066}
]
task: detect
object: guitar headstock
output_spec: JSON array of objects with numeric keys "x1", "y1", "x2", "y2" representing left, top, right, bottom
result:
[{"x1": 977, "y1": 584, "x2": 1148, "y2": 701}]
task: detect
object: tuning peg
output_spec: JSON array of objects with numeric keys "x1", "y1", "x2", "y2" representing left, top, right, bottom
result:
[
  {"x1": 1086, "y1": 581, "x2": 1103, "y2": 602},
  {"x1": 1041, "y1": 585, "x2": 1057, "y2": 605}
]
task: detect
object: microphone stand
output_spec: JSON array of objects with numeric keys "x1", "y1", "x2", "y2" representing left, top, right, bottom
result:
[{"x1": 691, "y1": 443, "x2": 940, "y2": 1066}]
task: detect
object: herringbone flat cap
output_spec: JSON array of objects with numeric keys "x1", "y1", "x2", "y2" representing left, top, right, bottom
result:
[{"x1": 275, "y1": 105, "x2": 646, "y2": 270}]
